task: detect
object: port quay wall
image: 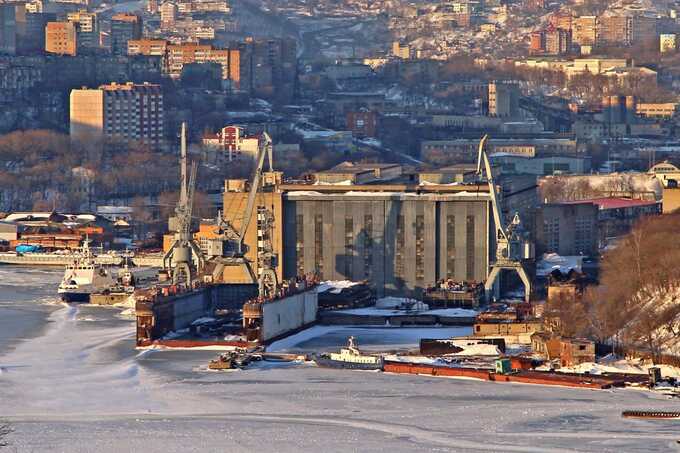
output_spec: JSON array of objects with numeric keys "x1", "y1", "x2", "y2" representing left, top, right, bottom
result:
[{"x1": 262, "y1": 291, "x2": 318, "y2": 342}]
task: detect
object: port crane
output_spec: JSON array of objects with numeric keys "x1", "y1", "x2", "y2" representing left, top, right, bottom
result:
[
  {"x1": 163, "y1": 122, "x2": 205, "y2": 284},
  {"x1": 476, "y1": 135, "x2": 532, "y2": 302},
  {"x1": 217, "y1": 132, "x2": 279, "y2": 298}
]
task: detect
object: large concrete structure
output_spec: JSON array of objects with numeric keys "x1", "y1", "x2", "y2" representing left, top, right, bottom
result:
[
  {"x1": 224, "y1": 166, "x2": 495, "y2": 297},
  {"x1": 70, "y1": 82, "x2": 164, "y2": 147},
  {"x1": 282, "y1": 190, "x2": 491, "y2": 296},
  {"x1": 244, "y1": 290, "x2": 318, "y2": 342}
]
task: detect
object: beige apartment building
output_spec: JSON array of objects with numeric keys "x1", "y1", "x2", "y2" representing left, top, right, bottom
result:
[
  {"x1": 572, "y1": 16, "x2": 597, "y2": 46},
  {"x1": 45, "y1": 21, "x2": 77, "y2": 55},
  {"x1": 70, "y1": 82, "x2": 164, "y2": 148}
]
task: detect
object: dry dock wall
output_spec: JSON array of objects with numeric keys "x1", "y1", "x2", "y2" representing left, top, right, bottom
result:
[
  {"x1": 262, "y1": 291, "x2": 318, "y2": 342},
  {"x1": 136, "y1": 283, "x2": 258, "y2": 343}
]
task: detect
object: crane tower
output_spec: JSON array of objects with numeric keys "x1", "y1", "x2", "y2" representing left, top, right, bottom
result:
[{"x1": 477, "y1": 135, "x2": 533, "y2": 302}]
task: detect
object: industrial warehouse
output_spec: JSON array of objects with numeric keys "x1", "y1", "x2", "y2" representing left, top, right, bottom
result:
[{"x1": 222, "y1": 163, "x2": 493, "y2": 297}]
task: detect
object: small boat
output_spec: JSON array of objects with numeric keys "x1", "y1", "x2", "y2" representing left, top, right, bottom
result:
[
  {"x1": 208, "y1": 354, "x2": 235, "y2": 370},
  {"x1": 313, "y1": 336, "x2": 384, "y2": 371},
  {"x1": 57, "y1": 240, "x2": 116, "y2": 303},
  {"x1": 208, "y1": 350, "x2": 259, "y2": 370}
]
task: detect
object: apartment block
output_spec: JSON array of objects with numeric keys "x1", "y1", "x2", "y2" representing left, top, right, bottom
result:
[
  {"x1": 127, "y1": 39, "x2": 167, "y2": 56},
  {"x1": 545, "y1": 29, "x2": 571, "y2": 55},
  {"x1": 70, "y1": 82, "x2": 164, "y2": 148},
  {"x1": 66, "y1": 10, "x2": 98, "y2": 50},
  {"x1": 160, "y1": 2, "x2": 177, "y2": 29},
  {"x1": 0, "y1": 4, "x2": 24, "y2": 55},
  {"x1": 111, "y1": 13, "x2": 142, "y2": 55},
  {"x1": 597, "y1": 15, "x2": 657, "y2": 46},
  {"x1": 167, "y1": 43, "x2": 240, "y2": 84},
  {"x1": 24, "y1": 12, "x2": 54, "y2": 53},
  {"x1": 45, "y1": 21, "x2": 77, "y2": 56},
  {"x1": 573, "y1": 16, "x2": 597, "y2": 46}
]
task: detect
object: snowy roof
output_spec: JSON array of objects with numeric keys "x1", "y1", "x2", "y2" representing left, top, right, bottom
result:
[{"x1": 565, "y1": 198, "x2": 658, "y2": 210}]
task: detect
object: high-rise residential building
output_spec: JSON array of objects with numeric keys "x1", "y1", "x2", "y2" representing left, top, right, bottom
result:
[
  {"x1": 128, "y1": 40, "x2": 241, "y2": 86},
  {"x1": 147, "y1": 0, "x2": 159, "y2": 14},
  {"x1": 488, "y1": 81, "x2": 520, "y2": 118},
  {"x1": 23, "y1": 12, "x2": 54, "y2": 53},
  {"x1": 597, "y1": 15, "x2": 657, "y2": 47},
  {"x1": 70, "y1": 82, "x2": 164, "y2": 148},
  {"x1": 45, "y1": 21, "x2": 77, "y2": 56},
  {"x1": 630, "y1": 15, "x2": 657, "y2": 45},
  {"x1": 545, "y1": 28, "x2": 571, "y2": 55},
  {"x1": 160, "y1": 2, "x2": 177, "y2": 29},
  {"x1": 167, "y1": 43, "x2": 240, "y2": 84},
  {"x1": 0, "y1": 4, "x2": 25, "y2": 55},
  {"x1": 110, "y1": 13, "x2": 142, "y2": 55},
  {"x1": 238, "y1": 37, "x2": 297, "y2": 100},
  {"x1": 67, "y1": 10, "x2": 98, "y2": 50},
  {"x1": 573, "y1": 16, "x2": 597, "y2": 46},
  {"x1": 549, "y1": 12, "x2": 572, "y2": 31}
]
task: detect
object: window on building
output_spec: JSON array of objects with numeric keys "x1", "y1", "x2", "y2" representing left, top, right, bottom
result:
[
  {"x1": 363, "y1": 214, "x2": 372, "y2": 279},
  {"x1": 314, "y1": 214, "x2": 323, "y2": 278},
  {"x1": 446, "y1": 215, "x2": 455, "y2": 279},
  {"x1": 415, "y1": 215, "x2": 425, "y2": 283},
  {"x1": 344, "y1": 217, "x2": 353, "y2": 278},
  {"x1": 395, "y1": 215, "x2": 405, "y2": 280},
  {"x1": 543, "y1": 217, "x2": 560, "y2": 253},
  {"x1": 466, "y1": 215, "x2": 475, "y2": 281},
  {"x1": 574, "y1": 217, "x2": 591, "y2": 254}
]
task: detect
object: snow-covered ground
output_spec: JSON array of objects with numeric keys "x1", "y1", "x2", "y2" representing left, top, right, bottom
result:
[
  {"x1": 1, "y1": 267, "x2": 680, "y2": 452},
  {"x1": 266, "y1": 324, "x2": 472, "y2": 352},
  {"x1": 554, "y1": 356, "x2": 680, "y2": 379}
]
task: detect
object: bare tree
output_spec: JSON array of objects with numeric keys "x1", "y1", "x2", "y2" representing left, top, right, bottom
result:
[{"x1": 0, "y1": 422, "x2": 12, "y2": 448}]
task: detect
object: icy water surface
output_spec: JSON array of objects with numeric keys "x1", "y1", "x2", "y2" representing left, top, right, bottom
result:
[{"x1": 0, "y1": 266, "x2": 679, "y2": 452}]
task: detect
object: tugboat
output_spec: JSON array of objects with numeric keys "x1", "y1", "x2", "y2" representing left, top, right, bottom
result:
[
  {"x1": 313, "y1": 336, "x2": 384, "y2": 370},
  {"x1": 57, "y1": 240, "x2": 116, "y2": 302}
]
